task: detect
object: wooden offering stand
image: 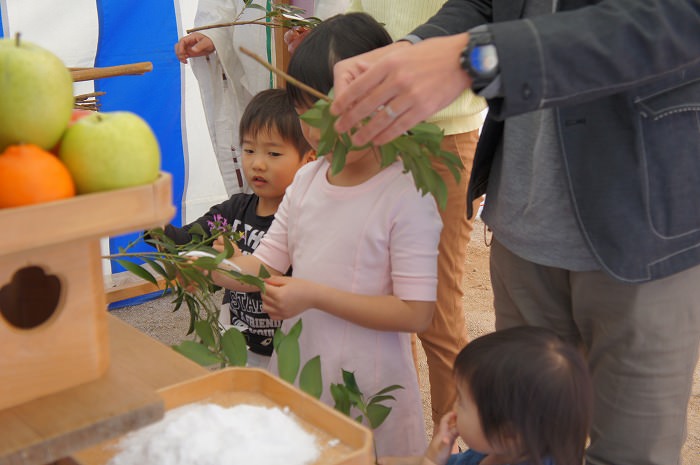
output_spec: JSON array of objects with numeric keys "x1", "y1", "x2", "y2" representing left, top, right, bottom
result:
[{"x1": 0, "y1": 174, "x2": 183, "y2": 465}]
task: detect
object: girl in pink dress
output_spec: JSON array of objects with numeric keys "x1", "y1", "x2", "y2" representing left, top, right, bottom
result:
[{"x1": 211, "y1": 13, "x2": 442, "y2": 457}]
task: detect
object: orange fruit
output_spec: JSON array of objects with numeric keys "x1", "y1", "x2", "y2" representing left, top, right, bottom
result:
[{"x1": 0, "y1": 144, "x2": 76, "y2": 208}]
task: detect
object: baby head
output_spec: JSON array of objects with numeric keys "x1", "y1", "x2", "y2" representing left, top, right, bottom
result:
[{"x1": 453, "y1": 326, "x2": 592, "y2": 465}]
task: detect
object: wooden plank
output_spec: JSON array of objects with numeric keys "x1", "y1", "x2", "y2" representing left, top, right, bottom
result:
[
  {"x1": 1, "y1": 173, "x2": 175, "y2": 257},
  {"x1": 104, "y1": 271, "x2": 167, "y2": 304}
]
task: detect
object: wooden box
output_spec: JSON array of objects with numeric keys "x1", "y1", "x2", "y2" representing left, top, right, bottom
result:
[
  {"x1": 73, "y1": 368, "x2": 375, "y2": 465},
  {"x1": 0, "y1": 173, "x2": 175, "y2": 411}
]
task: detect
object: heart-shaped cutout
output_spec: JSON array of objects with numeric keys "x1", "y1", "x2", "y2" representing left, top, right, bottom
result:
[{"x1": 0, "y1": 266, "x2": 61, "y2": 329}]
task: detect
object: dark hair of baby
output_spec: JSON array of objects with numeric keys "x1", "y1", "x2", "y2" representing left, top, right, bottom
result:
[
  {"x1": 239, "y1": 88, "x2": 312, "y2": 157},
  {"x1": 286, "y1": 12, "x2": 392, "y2": 108},
  {"x1": 453, "y1": 326, "x2": 593, "y2": 465}
]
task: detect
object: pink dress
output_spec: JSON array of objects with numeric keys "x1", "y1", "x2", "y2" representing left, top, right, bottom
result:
[{"x1": 254, "y1": 158, "x2": 442, "y2": 456}]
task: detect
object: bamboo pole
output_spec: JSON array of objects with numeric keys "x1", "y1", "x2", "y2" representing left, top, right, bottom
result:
[{"x1": 69, "y1": 62, "x2": 153, "y2": 82}]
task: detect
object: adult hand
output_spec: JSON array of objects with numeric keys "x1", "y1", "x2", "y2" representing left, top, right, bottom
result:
[
  {"x1": 284, "y1": 26, "x2": 311, "y2": 54},
  {"x1": 331, "y1": 33, "x2": 472, "y2": 146},
  {"x1": 174, "y1": 32, "x2": 216, "y2": 64},
  {"x1": 261, "y1": 276, "x2": 317, "y2": 319}
]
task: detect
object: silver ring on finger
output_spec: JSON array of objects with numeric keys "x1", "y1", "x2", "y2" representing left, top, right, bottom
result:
[{"x1": 383, "y1": 104, "x2": 398, "y2": 120}]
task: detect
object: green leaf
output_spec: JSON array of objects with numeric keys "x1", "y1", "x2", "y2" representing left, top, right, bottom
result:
[
  {"x1": 141, "y1": 258, "x2": 168, "y2": 280},
  {"x1": 341, "y1": 370, "x2": 361, "y2": 394},
  {"x1": 188, "y1": 223, "x2": 209, "y2": 239},
  {"x1": 114, "y1": 260, "x2": 157, "y2": 285},
  {"x1": 366, "y1": 404, "x2": 392, "y2": 429},
  {"x1": 288, "y1": 319, "x2": 303, "y2": 340},
  {"x1": 331, "y1": 384, "x2": 351, "y2": 415},
  {"x1": 329, "y1": 142, "x2": 348, "y2": 175},
  {"x1": 299, "y1": 355, "x2": 322, "y2": 399},
  {"x1": 276, "y1": 334, "x2": 301, "y2": 384},
  {"x1": 194, "y1": 320, "x2": 216, "y2": 348},
  {"x1": 380, "y1": 143, "x2": 399, "y2": 167},
  {"x1": 221, "y1": 328, "x2": 248, "y2": 366},
  {"x1": 299, "y1": 105, "x2": 324, "y2": 123},
  {"x1": 258, "y1": 264, "x2": 271, "y2": 279},
  {"x1": 372, "y1": 384, "x2": 404, "y2": 396},
  {"x1": 367, "y1": 394, "x2": 396, "y2": 405},
  {"x1": 172, "y1": 341, "x2": 220, "y2": 366},
  {"x1": 273, "y1": 327, "x2": 284, "y2": 352}
]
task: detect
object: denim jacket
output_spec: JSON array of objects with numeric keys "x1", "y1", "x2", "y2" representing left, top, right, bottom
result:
[{"x1": 413, "y1": 0, "x2": 700, "y2": 282}]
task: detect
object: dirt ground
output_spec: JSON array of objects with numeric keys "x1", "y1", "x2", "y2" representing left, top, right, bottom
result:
[{"x1": 111, "y1": 219, "x2": 699, "y2": 464}]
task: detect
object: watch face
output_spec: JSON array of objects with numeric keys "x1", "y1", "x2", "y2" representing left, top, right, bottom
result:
[{"x1": 471, "y1": 44, "x2": 499, "y2": 75}]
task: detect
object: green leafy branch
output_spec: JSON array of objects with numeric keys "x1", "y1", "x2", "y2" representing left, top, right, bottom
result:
[
  {"x1": 187, "y1": 2, "x2": 321, "y2": 34},
  {"x1": 104, "y1": 225, "x2": 269, "y2": 367},
  {"x1": 239, "y1": 47, "x2": 462, "y2": 210}
]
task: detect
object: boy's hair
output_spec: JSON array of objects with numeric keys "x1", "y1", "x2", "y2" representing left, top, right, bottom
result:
[
  {"x1": 239, "y1": 88, "x2": 312, "y2": 157},
  {"x1": 286, "y1": 12, "x2": 392, "y2": 108},
  {"x1": 453, "y1": 326, "x2": 592, "y2": 465}
]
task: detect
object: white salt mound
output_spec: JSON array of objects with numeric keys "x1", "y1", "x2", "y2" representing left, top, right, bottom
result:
[{"x1": 108, "y1": 403, "x2": 320, "y2": 465}]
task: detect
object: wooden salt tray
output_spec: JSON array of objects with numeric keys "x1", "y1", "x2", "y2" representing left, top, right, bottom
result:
[{"x1": 72, "y1": 368, "x2": 375, "y2": 465}]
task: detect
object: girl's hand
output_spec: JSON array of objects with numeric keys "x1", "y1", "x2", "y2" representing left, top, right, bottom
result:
[
  {"x1": 212, "y1": 236, "x2": 241, "y2": 257},
  {"x1": 423, "y1": 412, "x2": 459, "y2": 465},
  {"x1": 261, "y1": 276, "x2": 317, "y2": 319}
]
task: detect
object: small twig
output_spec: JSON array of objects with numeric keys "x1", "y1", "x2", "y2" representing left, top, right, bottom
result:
[
  {"x1": 74, "y1": 91, "x2": 106, "y2": 101},
  {"x1": 187, "y1": 17, "x2": 274, "y2": 34},
  {"x1": 239, "y1": 46, "x2": 330, "y2": 102}
]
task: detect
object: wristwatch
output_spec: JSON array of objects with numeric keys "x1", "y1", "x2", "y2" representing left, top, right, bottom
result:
[{"x1": 460, "y1": 29, "x2": 499, "y2": 91}]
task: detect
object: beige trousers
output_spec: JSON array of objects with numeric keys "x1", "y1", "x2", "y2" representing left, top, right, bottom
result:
[{"x1": 413, "y1": 129, "x2": 482, "y2": 427}]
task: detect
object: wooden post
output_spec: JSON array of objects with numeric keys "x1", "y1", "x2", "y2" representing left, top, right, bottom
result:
[{"x1": 273, "y1": 0, "x2": 291, "y2": 88}]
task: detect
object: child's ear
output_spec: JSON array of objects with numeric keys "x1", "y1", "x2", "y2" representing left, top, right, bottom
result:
[{"x1": 302, "y1": 149, "x2": 317, "y2": 164}]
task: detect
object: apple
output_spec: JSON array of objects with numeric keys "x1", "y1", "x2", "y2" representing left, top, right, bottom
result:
[
  {"x1": 0, "y1": 34, "x2": 74, "y2": 152},
  {"x1": 51, "y1": 109, "x2": 95, "y2": 154},
  {"x1": 58, "y1": 111, "x2": 161, "y2": 194}
]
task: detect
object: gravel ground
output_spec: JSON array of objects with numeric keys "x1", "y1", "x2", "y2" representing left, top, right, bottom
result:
[{"x1": 111, "y1": 219, "x2": 699, "y2": 463}]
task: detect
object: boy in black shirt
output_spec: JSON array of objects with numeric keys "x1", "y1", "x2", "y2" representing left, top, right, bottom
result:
[{"x1": 164, "y1": 88, "x2": 313, "y2": 367}]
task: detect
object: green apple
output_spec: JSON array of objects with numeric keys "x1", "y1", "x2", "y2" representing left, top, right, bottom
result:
[
  {"x1": 0, "y1": 34, "x2": 74, "y2": 152},
  {"x1": 58, "y1": 111, "x2": 161, "y2": 194}
]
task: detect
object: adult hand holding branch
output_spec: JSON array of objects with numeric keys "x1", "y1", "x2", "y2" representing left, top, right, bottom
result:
[{"x1": 331, "y1": 33, "x2": 472, "y2": 146}]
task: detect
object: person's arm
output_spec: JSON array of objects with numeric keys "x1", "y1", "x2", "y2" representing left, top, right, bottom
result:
[
  {"x1": 260, "y1": 275, "x2": 434, "y2": 331},
  {"x1": 209, "y1": 254, "x2": 284, "y2": 293},
  {"x1": 332, "y1": 0, "x2": 700, "y2": 143}
]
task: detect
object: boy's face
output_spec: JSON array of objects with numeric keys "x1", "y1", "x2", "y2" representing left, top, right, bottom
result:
[
  {"x1": 454, "y1": 381, "x2": 493, "y2": 454},
  {"x1": 241, "y1": 128, "x2": 309, "y2": 201}
]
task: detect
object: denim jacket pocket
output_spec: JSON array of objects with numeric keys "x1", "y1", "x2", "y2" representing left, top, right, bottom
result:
[{"x1": 635, "y1": 77, "x2": 700, "y2": 239}]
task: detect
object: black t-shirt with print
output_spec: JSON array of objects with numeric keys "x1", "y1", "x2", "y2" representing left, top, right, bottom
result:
[{"x1": 164, "y1": 193, "x2": 281, "y2": 355}]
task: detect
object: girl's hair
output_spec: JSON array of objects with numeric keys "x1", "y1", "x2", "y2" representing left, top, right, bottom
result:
[
  {"x1": 453, "y1": 326, "x2": 592, "y2": 465},
  {"x1": 286, "y1": 12, "x2": 392, "y2": 108},
  {"x1": 239, "y1": 88, "x2": 312, "y2": 157}
]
